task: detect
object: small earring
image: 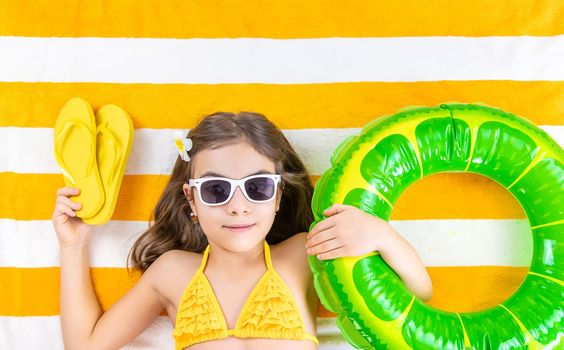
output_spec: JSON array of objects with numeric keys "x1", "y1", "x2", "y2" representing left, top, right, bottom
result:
[{"x1": 190, "y1": 211, "x2": 198, "y2": 223}]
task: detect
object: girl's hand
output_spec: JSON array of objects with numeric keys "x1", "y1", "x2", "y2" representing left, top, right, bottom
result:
[
  {"x1": 306, "y1": 203, "x2": 433, "y2": 300},
  {"x1": 305, "y1": 203, "x2": 396, "y2": 260},
  {"x1": 52, "y1": 187, "x2": 94, "y2": 248}
]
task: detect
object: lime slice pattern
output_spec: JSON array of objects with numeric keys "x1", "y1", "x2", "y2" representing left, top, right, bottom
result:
[{"x1": 309, "y1": 104, "x2": 564, "y2": 349}]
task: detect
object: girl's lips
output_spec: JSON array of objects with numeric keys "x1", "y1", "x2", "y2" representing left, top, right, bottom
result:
[{"x1": 223, "y1": 223, "x2": 255, "y2": 233}]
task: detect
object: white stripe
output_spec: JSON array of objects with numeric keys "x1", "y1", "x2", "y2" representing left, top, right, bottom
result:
[
  {"x1": 0, "y1": 316, "x2": 173, "y2": 350},
  {"x1": 1, "y1": 125, "x2": 562, "y2": 175},
  {"x1": 317, "y1": 317, "x2": 355, "y2": 350},
  {"x1": 0, "y1": 218, "x2": 532, "y2": 268},
  {"x1": 0, "y1": 219, "x2": 145, "y2": 268},
  {"x1": 0, "y1": 36, "x2": 563, "y2": 83},
  {"x1": 0, "y1": 316, "x2": 346, "y2": 350},
  {"x1": 390, "y1": 219, "x2": 532, "y2": 267}
]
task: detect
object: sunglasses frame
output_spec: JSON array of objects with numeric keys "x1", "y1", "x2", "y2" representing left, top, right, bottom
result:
[{"x1": 188, "y1": 174, "x2": 282, "y2": 206}]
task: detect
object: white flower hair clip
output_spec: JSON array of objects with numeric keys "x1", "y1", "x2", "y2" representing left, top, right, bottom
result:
[{"x1": 173, "y1": 131, "x2": 193, "y2": 162}]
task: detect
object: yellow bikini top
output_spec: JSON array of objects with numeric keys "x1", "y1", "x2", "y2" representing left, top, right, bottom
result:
[{"x1": 173, "y1": 241, "x2": 318, "y2": 349}]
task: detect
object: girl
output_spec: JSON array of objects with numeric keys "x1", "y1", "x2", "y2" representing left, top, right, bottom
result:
[{"x1": 53, "y1": 112, "x2": 432, "y2": 350}]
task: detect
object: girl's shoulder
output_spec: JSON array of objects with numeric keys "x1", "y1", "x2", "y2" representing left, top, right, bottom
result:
[
  {"x1": 151, "y1": 249, "x2": 202, "y2": 275},
  {"x1": 142, "y1": 249, "x2": 204, "y2": 309},
  {"x1": 147, "y1": 250, "x2": 203, "y2": 290},
  {"x1": 271, "y1": 231, "x2": 308, "y2": 254},
  {"x1": 270, "y1": 232, "x2": 311, "y2": 277}
]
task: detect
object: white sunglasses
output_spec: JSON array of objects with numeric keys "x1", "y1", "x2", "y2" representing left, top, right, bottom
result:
[{"x1": 188, "y1": 174, "x2": 281, "y2": 206}]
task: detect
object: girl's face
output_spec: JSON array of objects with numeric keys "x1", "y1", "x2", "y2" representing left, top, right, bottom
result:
[{"x1": 182, "y1": 140, "x2": 282, "y2": 253}]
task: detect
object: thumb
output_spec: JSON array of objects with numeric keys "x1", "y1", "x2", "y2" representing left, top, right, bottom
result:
[{"x1": 323, "y1": 203, "x2": 348, "y2": 217}]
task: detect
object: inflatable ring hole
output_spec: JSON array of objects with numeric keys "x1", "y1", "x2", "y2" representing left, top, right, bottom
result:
[{"x1": 390, "y1": 172, "x2": 532, "y2": 313}]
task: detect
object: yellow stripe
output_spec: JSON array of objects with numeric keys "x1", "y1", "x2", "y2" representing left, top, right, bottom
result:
[
  {"x1": 426, "y1": 266, "x2": 528, "y2": 313},
  {"x1": 0, "y1": 267, "x2": 139, "y2": 316},
  {"x1": 507, "y1": 151, "x2": 546, "y2": 189},
  {"x1": 2, "y1": 172, "x2": 526, "y2": 220},
  {"x1": 390, "y1": 172, "x2": 527, "y2": 220},
  {"x1": 528, "y1": 271, "x2": 564, "y2": 287},
  {"x1": 317, "y1": 266, "x2": 528, "y2": 317},
  {"x1": 0, "y1": 173, "x2": 168, "y2": 221},
  {"x1": 0, "y1": 266, "x2": 527, "y2": 316},
  {"x1": 531, "y1": 219, "x2": 564, "y2": 230},
  {"x1": 1, "y1": 81, "x2": 563, "y2": 128},
  {"x1": 1, "y1": 0, "x2": 562, "y2": 38},
  {"x1": 498, "y1": 304, "x2": 546, "y2": 349},
  {"x1": 455, "y1": 313, "x2": 472, "y2": 348}
]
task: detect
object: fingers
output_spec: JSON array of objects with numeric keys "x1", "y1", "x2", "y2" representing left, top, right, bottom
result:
[
  {"x1": 54, "y1": 187, "x2": 82, "y2": 218},
  {"x1": 54, "y1": 201, "x2": 77, "y2": 218},
  {"x1": 57, "y1": 195, "x2": 82, "y2": 211},
  {"x1": 308, "y1": 216, "x2": 336, "y2": 237},
  {"x1": 316, "y1": 246, "x2": 348, "y2": 260},
  {"x1": 306, "y1": 227, "x2": 335, "y2": 248},
  {"x1": 307, "y1": 236, "x2": 344, "y2": 258},
  {"x1": 309, "y1": 203, "x2": 350, "y2": 237},
  {"x1": 56, "y1": 187, "x2": 80, "y2": 197},
  {"x1": 323, "y1": 203, "x2": 349, "y2": 217}
]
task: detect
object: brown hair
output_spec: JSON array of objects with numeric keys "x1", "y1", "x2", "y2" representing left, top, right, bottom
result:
[{"x1": 128, "y1": 112, "x2": 314, "y2": 272}]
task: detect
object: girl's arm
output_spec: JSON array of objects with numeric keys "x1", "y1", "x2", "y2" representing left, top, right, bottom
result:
[
  {"x1": 54, "y1": 187, "x2": 165, "y2": 350},
  {"x1": 305, "y1": 204, "x2": 433, "y2": 301}
]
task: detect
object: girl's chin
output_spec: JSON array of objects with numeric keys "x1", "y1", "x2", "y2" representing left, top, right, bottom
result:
[{"x1": 216, "y1": 235, "x2": 267, "y2": 253}]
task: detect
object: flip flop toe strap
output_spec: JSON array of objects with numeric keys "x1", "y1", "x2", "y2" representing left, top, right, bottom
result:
[
  {"x1": 96, "y1": 122, "x2": 122, "y2": 187},
  {"x1": 55, "y1": 119, "x2": 96, "y2": 184}
]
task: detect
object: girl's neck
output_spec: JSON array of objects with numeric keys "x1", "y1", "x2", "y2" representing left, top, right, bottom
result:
[{"x1": 206, "y1": 241, "x2": 266, "y2": 275}]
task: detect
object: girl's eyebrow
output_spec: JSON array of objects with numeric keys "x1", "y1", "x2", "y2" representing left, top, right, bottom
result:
[{"x1": 199, "y1": 169, "x2": 274, "y2": 178}]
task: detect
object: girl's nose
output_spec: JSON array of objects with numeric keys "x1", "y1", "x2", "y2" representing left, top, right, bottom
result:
[{"x1": 227, "y1": 186, "x2": 250, "y2": 214}]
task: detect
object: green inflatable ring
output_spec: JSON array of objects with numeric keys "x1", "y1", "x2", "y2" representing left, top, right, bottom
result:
[{"x1": 309, "y1": 103, "x2": 563, "y2": 349}]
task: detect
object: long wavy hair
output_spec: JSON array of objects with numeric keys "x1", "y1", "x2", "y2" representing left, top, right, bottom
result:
[{"x1": 129, "y1": 112, "x2": 314, "y2": 272}]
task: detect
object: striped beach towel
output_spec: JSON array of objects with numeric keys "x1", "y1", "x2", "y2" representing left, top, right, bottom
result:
[{"x1": 1, "y1": 1, "x2": 562, "y2": 349}]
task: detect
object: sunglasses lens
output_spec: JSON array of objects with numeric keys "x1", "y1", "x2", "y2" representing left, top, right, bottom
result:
[
  {"x1": 245, "y1": 177, "x2": 276, "y2": 201},
  {"x1": 200, "y1": 179, "x2": 231, "y2": 204}
]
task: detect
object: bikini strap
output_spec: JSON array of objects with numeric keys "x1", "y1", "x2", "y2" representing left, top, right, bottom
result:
[
  {"x1": 304, "y1": 333, "x2": 319, "y2": 345},
  {"x1": 263, "y1": 241, "x2": 274, "y2": 271},
  {"x1": 198, "y1": 245, "x2": 211, "y2": 273}
]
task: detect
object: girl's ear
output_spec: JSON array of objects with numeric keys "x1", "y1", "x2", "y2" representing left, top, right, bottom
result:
[
  {"x1": 182, "y1": 183, "x2": 197, "y2": 214},
  {"x1": 275, "y1": 182, "x2": 284, "y2": 212}
]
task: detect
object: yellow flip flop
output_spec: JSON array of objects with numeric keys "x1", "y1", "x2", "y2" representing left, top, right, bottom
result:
[
  {"x1": 54, "y1": 98, "x2": 105, "y2": 218},
  {"x1": 83, "y1": 104, "x2": 134, "y2": 225}
]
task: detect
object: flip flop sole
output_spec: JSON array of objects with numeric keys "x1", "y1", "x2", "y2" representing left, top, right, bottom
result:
[
  {"x1": 54, "y1": 98, "x2": 105, "y2": 218},
  {"x1": 83, "y1": 104, "x2": 134, "y2": 225}
]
